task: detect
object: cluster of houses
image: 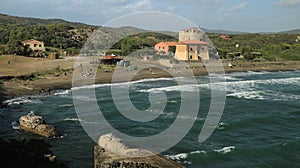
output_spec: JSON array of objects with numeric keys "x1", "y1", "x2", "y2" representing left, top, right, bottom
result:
[
  {"x1": 154, "y1": 27, "x2": 210, "y2": 61},
  {"x1": 20, "y1": 27, "x2": 211, "y2": 61}
]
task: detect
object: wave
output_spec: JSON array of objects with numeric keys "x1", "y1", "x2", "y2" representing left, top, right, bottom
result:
[
  {"x1": 216, "y1": 122, "x2": 230, "y2": 130},
  {"x1": 63, "y1": 117, "x2": 100, "y2": 125},
  {"x1": 227, "y1": 91, "x2": 266, "y2": 100},
  {"x1": 53, "y1": 90, "x2": 71, "y2": 96},
  {"x1": 230, "y1": 70, "x2": 272, "y2": 77},
  {"x1": 213, "y1": 146, "x2": 235, "y2": 154},
  {"x1": 72, "y1": 77, "x2": 175, "y2": 90},
  {"x1": 58, "y1": 104, "x2": 74, "y2": 107},
  {"x1": 63, "y1": 118, "x2": 82, "y2": 122},
  {"x1": 138, "y1": 84, "x2": 203, "y2": 93},
  {"x1": 165, "y1": 150, "x2": 206, "y2": 160},
  {"x1": 4, "y1": 97, "x2": 41, "y2": 105},
  {"x1": 227, "y1": 89, "x2": 300, "y2": 101}
]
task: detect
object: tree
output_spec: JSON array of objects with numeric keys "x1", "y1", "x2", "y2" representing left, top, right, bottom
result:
[
  {"x1": 169, "y1": 46, "x2": 176, "y2": 54},
  {"x1": 7, "y1": 40, "x2": 23, "y2": 55}
]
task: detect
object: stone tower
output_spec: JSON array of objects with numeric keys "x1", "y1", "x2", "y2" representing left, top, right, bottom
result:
[{"x1": 179, "y1": 27, "x2": 205, "y2": 41}]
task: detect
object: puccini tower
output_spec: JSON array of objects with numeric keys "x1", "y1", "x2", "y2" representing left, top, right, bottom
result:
[{"x1": 178, "y1": 27, "x2": 205, "y2": 41}]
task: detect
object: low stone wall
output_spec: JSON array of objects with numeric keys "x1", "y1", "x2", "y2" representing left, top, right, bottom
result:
[{"x1": 19, "y1": 115, "x2": 56, "y2": 138}]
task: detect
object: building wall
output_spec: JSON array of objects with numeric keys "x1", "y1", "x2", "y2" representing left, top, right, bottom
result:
[
  {"x1": 175, "y1": 44, "x2": 209, "y2": 61},
  {"x1": 179, "y1": 28, "x2": 205, "y2": 41},
  {"x1": 175, "y1": 45, "x2": 188, "y2": 60},
  {"x1": 23, "y1": 41, "x2": 45, "y2": 52},
  {"x1": 154, "y1": 42, "x2": 170, "y2": 55}
]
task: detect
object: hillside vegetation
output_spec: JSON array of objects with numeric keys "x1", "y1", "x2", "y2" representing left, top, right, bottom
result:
[
  {"x1": 0, "y1": 13, "x2": 300, "y2": 61},
  {"x1": 208, "y1": 33, "x2": 300, "y2": 61}
]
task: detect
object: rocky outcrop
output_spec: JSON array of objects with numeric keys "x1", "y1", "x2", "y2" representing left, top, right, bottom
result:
[
  {"x1": 94, "y1": 133, "x2": 185, "y2": 168},
  {"x1": 19, "y1": 115, "x2": 56, "y2": 138}
]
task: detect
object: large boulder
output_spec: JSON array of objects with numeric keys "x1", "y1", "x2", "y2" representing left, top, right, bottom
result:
[
  {"x1": 19, "y1": 115, "x2": 56, "y2": 138},
  {"x1": 95, "y1": 133, "x2": 185, "y2": 168}
]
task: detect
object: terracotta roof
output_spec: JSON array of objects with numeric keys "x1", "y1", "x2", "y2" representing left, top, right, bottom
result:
[
  {"x1": 164, "y1": 42, "x2": 177, "y2": 46},
  {"x1": 155, "y1": 41, "x2": 177, "y2": 46},
  {"x1": 21, "y1": 39, "x2": 44, "y2": 44},
  {"x1": 177, "y1": 40, "x2": 208, "y2": 45}
]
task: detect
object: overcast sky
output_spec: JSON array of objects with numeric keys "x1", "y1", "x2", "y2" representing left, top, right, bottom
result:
[{"x1": 1, "y1": 0, "x2": 300, "y2": 32}]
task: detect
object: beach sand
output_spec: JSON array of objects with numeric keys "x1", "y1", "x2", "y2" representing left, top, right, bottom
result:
[{"x1": 1, "y1": 55, "x2": 300, "y2": 104}]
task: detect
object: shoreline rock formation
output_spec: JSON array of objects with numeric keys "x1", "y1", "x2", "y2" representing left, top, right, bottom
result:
[
  {"x1": 94, "y1": 133, "x2": 185, "y2": 168},
  {"x1": 19, "y1": 114, "x2": 56, "y2": 138}
]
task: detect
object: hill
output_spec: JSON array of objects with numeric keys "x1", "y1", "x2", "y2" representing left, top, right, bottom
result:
[
  {"x1": 278, "y1": 29, "x2": 300, "y2": 34},
  {"x1": 202, "y1": 28, "x2": 248, "y2": 34},
  {"x1": 0, "y1": 13, "x2": 93, "y2": 28}
]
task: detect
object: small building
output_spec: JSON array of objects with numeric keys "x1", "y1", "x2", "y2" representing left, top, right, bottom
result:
[
  {"x1": 100, "y1": 55, "x2": 123, "y2": 65},
  {"x1": 154, "y1": 42, "x2": 177, "y2": 55},
  {"x1": 219, "y1": 35, "x2": 231, "y2": 40},
  {"x1": 21, "y1": 39, "x2": 45, "y2": 52},
  {"x1": 48, "y1": 53, "x2": 59, "y2": 59},
  {"x1": 175, "y1": 40, "x2": 209, "y2": 61}
]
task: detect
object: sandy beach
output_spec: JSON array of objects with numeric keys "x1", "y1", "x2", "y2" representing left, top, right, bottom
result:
[{"x1": 1, "y1": 55, "x2": 300, "y2": 105}]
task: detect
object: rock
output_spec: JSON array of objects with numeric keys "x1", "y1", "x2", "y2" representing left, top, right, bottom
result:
[
  {"x1": 98, "y1": 133, "x2": 153, "y2": 157},
  {"x1": 19, "y1": 115, "x2": 56, "y2": 138},
  {"x1": 94, "y1": 133, "x2": 185, "y2": 168}
]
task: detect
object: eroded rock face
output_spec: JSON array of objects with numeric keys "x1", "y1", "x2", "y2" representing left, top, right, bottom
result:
[
  {"x1": 95, "y1": 133, "x2": 185, "y2": 168},
  {"x1": 19, "y1": 115, "x2": 56, "y2": 138}
]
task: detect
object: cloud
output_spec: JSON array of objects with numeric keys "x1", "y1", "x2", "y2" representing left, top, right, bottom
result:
[
  {"x1": 220, "y1": 2, "x2": 248, "y2": 13},
  {"x1": 115, "y1": 0, "x2": 153, "y2": 13},
  {"x1": 273, "y1": 0, "x2": 300, "y2": 7}
]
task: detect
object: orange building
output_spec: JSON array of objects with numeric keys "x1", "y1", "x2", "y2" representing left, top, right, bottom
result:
[
  {"x1": 175, "y1": 40, "x2": 209, "y2": 61},
  {"x1": 154, "y1": 42, "x2": 177, "y2": 55}
]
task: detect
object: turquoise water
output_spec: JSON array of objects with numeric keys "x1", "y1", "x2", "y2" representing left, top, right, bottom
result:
[{"x1": 1, "y1": 70, "x2": 300, "y2": 167}]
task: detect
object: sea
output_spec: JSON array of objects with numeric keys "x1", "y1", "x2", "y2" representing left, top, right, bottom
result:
[{"x1": 1, "y1": 70, "x2": 300, "y2": 168}]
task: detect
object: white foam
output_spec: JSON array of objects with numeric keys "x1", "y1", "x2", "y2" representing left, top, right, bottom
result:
[
  {"x1": 4, "y1": 97, "x2": 41, "y2": 105},
  {"x1": 214, "y1": 146, "x2": 235, "y2": 154},
  {"x1": 165, "y1": 150, "x2": 206, "y2": 163},
  {"x1": 58, "y1": 104, "x2": 73, "y2": 107},
  {"x1": 227, "y1": 91, "x2": 266, "y2": 100},
  {"x1": 167, "y1": 100, "x2": 178, "y2": 104},
  {"x1": 166, "y1": 153, "x2": 188, "y2": 160},
  {"x1": 63, "y1": 118, "x2": 82, "y2": 122},
  {"x1": 216, "y1": 122, "x2": 230, "y2": 130},
  {"x1": 138, "y1": 84, "x2": 201, "y2": 93},
  {"x1": 230, "y1": 71, "x2": 271, "y2": 77},
  {"x1": 72, "y1": 77, "x2": 175, "y2": 90},
  {"x1": 53, "y1": 90, "x2": 71, "y2": 95}
]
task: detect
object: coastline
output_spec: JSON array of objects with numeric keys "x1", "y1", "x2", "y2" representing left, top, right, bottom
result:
[{"x1": 1, "y1": 60, "x2": 300, "y2": 105}]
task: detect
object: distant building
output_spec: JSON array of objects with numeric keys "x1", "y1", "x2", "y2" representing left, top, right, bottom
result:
[
  {"x1": 219, "y1": 35, "x2": 230, "y2": 40},
  {"x1": 179, "y1": 28, "x2": 205, "y2": 41},
  {"x1": 154, "y1": 42, "x2": 177, "y2": 55},
  {"x1": 21, "y1": 39, "x2": 45, "y2": 52},
  {"x1": 175, "y1": 40, "x2": 209, "y2": 61}
]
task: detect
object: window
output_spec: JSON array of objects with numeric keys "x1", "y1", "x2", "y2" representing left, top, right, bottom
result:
[
  {"x1": 159, "y1": 46, "x2": 160, "y2": 49},
  {"x1": 189, "y1": 55, "x2": 193, "y2": 60},
  {"x1": 163, "y1": 47, "x2": 165, "y2": 50},
  {"x1": 39, "y1": 44, "x2": 42, "y2": 47},
  {"x1": 34, "y1": 44, "x2": 37, "y2": 47},
  {"x1": 190, "y1": 47, "x2": 193, "y2": 51},
  {"x1": 202, "y1": 48, "x2": 204, "y2": 51}
]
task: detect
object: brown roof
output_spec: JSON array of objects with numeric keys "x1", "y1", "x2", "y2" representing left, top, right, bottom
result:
[
  {"x1": 177, "y1": 40, "x2": 208, "y2": 45},
  {"x1": 155, "y1": 41, "x2": 177, "y2": 47},
  {"x1": 21, "y1": 39, "x2": 44, "y2": 45}
]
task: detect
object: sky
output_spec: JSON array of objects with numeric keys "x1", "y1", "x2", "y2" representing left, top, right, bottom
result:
[{"x1": 0, "y1": 0, "x2": 300, "y2": 32}]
